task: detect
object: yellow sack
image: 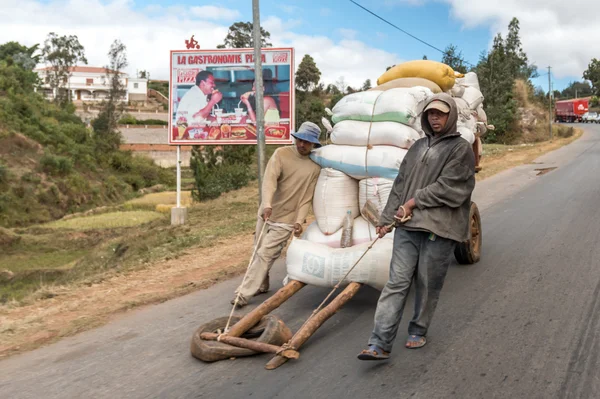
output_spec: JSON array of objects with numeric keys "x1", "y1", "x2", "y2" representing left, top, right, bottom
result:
[
  {"x1": 377, "y1": 60, "x2": 460, "y2": 92},
  {"x1": 369, "y1": 77, "x2": 442, "y2": 93}
]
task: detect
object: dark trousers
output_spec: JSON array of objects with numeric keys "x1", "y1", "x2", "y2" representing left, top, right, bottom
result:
[{"x1": 368, "y1": 229, "x2": 456, "y2": 352}]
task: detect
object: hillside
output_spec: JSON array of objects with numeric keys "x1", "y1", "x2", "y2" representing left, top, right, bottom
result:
[{"x1": 0, "y1": 61, "x2": 173, "y2": 228}]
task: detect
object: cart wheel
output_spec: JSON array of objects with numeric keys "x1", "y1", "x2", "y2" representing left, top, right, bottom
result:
[
  {"x1": 191, "y1": 315, "x2": 292, "y2": 362},
  {"x1": 454, "y1": 202, "x2": 482, "y2": 264}
]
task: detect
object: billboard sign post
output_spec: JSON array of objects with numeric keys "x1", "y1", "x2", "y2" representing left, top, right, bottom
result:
[{"x1": 168, "y1": 48, "x2": 295, "y2": 146}]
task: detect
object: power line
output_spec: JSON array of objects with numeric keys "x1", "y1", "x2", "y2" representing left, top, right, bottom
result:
[{"x1": 349, "y1": 0, "x2": 476, "y2": 68}]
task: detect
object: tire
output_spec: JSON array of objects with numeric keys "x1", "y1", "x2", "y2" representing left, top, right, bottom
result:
[
  {"x1": 454, "y1": 202, "x2": 482, "y2": 265},
  {"x1": 190, "y1": 315, "x2": 292, "y2": 362}
]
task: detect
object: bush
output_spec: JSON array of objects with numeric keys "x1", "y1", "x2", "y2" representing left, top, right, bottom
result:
[
  {"x1": 190, "y1": 146, "x2": 253, "y2": 201},
  {"x1": 39, "y1": 153, "x2": 73, "y2": 176},
  {"x1": 557, "y1": 126, "x2": 575, "y2": 138},
  {"x1": 0, "y1": 163, "x2": 8, "y2": 185}
]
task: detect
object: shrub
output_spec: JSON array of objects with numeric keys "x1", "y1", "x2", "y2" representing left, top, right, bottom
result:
[
  {"x1": 190, "y1": 146, "x2": 254, "y2": 201},
  {"x1": 39, "y1": 153, "x2": 73, "y2": 176}
]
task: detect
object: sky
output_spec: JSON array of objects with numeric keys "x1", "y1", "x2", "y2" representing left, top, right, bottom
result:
[{"x1": 1, "y1": 0, "x2": 598, "y2": 92}]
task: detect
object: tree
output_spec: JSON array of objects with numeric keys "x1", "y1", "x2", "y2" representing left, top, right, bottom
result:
[
  {"x1": 296, "y1": 54, "x2": 321, "y2": 91},
  {"x1": 441, "y1": 44, "x2": 467, "y2": 74},
  {"x1": 560, "y1": 81, "x2": 593, "y2": 99},
  {"x1": 505, "y1": 18, "x2": 537, "y2": 80},
  {"x1": 361, "y1": 79, "x2": 372, "y2": 91},
  {"x1": 216, "y1": 22, "x2": 272, "y2": 48},
  {"x1": 138, "y1": 70, "x2": 148, "y2": 79},
  {"x1": 93, "y1": 40, "x2": 127, "y2": 153},
  {"x1": 422, "y1": 55, "x2": 428, "y2": 60},
  {"x1": 335, "y1": 76, "x2": 347, "y2": 94},
  {"x1": 41, "y1": 33, "x2": 87, "y2": 106},
  {"x1": 0, "y1": 41, "x2": 39, "y2": 70},
  {"x1": 583, "y1": 58, "x2": 600, "y2": 97}
]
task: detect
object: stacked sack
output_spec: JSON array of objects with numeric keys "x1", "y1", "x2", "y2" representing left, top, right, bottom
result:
[{"x1": 285, "y1": 60, "x2": 487, "y2": 291}]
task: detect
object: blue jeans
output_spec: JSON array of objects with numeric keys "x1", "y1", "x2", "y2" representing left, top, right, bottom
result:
[{"x1": 368, "y1": 229, "x2": 456, "y2": 353}]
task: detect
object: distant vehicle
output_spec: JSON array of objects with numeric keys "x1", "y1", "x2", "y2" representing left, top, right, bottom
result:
[
  {"x1": 555, "y1": 98, "x2": 589, "y2": 123},
  {"x1": 581, "y1": 112, "x2": 598, "y2": 123}
]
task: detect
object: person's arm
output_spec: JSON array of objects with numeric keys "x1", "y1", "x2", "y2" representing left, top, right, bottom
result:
[
  {"x1": 414, "y1": 142, "x2": 476, "y2": 210},
  {"x1": 193, "y1": 91, "x2": 223, "y2": 120},
  {"x1": 241, "y1": 92, "x2": 256, "y2": 123},
  {"x1": 379, "y1": 158, "x2": 407, "y2": 227},
  {"x1": 295, "y1": 171, "x2": 319, "y2": 223},
  {"x1": 261, "y1": 150, "x2": 281, "y2": 219}
]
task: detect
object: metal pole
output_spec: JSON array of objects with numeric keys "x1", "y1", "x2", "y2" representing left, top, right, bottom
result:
[
  {"x1": 548, "y1": 66, "x2": 553, "y2": 139},
  {"x1": 252, "y1": 0, "x2": 266, "y2": 205},
  {"x1": 176, "y1": 145, "x2": 181, "y2": 208}
]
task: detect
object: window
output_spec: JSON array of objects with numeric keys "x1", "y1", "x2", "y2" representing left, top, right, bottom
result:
[
  {"x1": 133, "y1": 83, "x2": 139, "y2": 89},
  {"x1": 86, "y1": 78, "x2": 93, "y2": 85},
  {"x1": 45, "y1": 76, "x2": 50, "y2": 83}
]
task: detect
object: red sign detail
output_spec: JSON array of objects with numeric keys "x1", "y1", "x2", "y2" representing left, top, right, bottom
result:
[{"x1": 185, "y1": 35, "x2": 200, "y2": 50}]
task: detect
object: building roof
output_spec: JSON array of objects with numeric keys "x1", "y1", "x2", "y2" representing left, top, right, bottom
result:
[{"x1": 35, "y1": 66, "x2": 126, "y2": 74}]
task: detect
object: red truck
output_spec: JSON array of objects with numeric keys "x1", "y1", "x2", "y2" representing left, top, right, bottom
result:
[{"x1": 554, "y1": 98, "x2": 589, "y2": 123}]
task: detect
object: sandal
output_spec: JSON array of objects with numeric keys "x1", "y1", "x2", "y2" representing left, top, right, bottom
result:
[
  {"x1": 357, "y1": 344, "x2": 390, "y2": 361},
  {"x1": 405, "y1": 335, "x2": 427, "y2": 349}
]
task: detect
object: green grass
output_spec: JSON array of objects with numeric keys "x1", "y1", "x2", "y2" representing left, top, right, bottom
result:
[{"x1": 43, "y1": 211, "x2": 164, "y2": 230}]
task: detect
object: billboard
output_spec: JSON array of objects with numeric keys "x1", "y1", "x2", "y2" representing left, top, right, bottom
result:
[{"x1": 169, "y1": 48, "x2": 294, "y2": 145}]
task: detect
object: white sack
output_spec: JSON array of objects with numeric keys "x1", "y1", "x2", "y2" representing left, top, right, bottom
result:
[
  {"x1": 359, "y1": 178, "x2": 394, "y2": 219},
  {"x1": 455, "y1": 72, "x2": 481, "y2": 91},
  {"x1": 313, "y1": 168, "x2": 359, "y2": 235},
  {"x1": 450, "y1": 85, "x2": 465, "y2": 98},
  {"x1": 331, "y1": 87, "x2": 433, "y2": 128},
  {"x1": 285, "y1": 238, "x2": 393, "y2": 291},
  {"x1": 461, "y1": 86, "x2": 485, "y2": 110},
  {"x1": 457, "y1": 126, "x2": 475, "y2": 145},
  {"x1": 310, "y1": 145, "x2": 407, "y2": 180},
  {"x1": 302, "y1": 216, "x2": 390, "y2": 248},
  {"x1": 476, "y1": 104, "x2": 487, "y2": 123},
  {"x1": 330, "y1": 120, "x2": 421, "y2": 149}
]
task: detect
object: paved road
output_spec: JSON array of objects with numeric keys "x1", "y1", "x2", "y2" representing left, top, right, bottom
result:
[{"x1": 1, "y1": 125, "x2": 599, "y2": 399}]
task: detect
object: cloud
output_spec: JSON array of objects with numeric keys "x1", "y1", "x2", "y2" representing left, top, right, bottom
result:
[
  {"x1": 320, "y1": 8, "x2": 332, "y2": 17},
  {"x1": 278, "y1": 5, "x2": 301, "y2": 14},
  {"x1": 338, "y1": 28, "x2": 358, "y2": 40},
  {"x1": 189, "y1": 5, "x2": 241, "y2": 20},
  {"x1": 0, "y1": 1, "x2": 402, "y2": 88},
  {"x1": 439, "y1": 0, "x2": 600, "y2": 79},
  {"x1": 264, "y1": 17, "x2": 402, "y2": 87}
]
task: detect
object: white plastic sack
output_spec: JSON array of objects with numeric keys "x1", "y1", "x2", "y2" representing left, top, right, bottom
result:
[
  {"x1": 461, "y1": 86, "x2": 485, "y2": 110},
  {"x1": 302, "y1": 216, "x2": 389, "y2": 248},
  {"x1": 285, "y1": 238, "x2": 393, "y2": 291},
  {"x1": 310, "y1": 145, "x2": 407, "y2": 180},
  {"x1": 457, "y1": 126, "x2": 475, "y2": 145},
  {"x1": 476, "y1": 104, "x2": 487, "y2": 123},
  {"x1": 450, "y1": 85, "x2": 465, "y2": 98},
  {"x1": 313, "y1": 168, "x2": 359, "y2": 235},
  {"x1": 455, "y1": 72, "x2": 481, "y2": 91},
  {"x1": 330, "y1": 120, "x2": 421, "y2": 149},
  {"x1": 359, "y1": 178, "x2": 394, "y2": 219},
  {"x1": 331, "y1": 87, "x2": 433, "y2": 127}
]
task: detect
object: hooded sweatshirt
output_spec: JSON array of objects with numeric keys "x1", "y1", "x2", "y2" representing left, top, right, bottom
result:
[{"x1": 379, "y1": 93, "x2": 476, "y2": 242}]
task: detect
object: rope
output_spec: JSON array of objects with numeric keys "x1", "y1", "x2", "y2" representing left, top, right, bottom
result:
[
  {"x1": 364, "y1": 91, "x2": 383, "y2": 179},
  {"x1": 279, "y1": 222, "x2": 396, "y2": 350},
  {"x1": 224, "y1": 219, "x2": 270, "y2": 333}
]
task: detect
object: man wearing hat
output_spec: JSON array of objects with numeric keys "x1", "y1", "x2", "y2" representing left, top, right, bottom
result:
[
  {"x1": 232, "y1": 122, "x2": 322, "y2": 308},
  {"x1": 358, "y1": 93, "x2": 475, "y2": 360}
]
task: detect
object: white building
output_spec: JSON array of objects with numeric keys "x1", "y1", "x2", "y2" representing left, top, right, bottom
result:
[{"x1": 35, "y1": 66, "x2": 148, "y2": 102}]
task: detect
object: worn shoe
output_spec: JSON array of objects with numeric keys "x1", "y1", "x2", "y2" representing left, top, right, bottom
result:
[
  {"x1": 230, "y1": 294, "x2": 248, "y2": 308},
  {"x1": 255, "y1": 275, "x2": 270, "y2": 295}
]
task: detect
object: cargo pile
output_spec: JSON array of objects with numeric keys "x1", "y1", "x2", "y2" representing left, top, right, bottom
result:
[{"x1": 285, "y1": 60, "x2": 489, "y2": 291}]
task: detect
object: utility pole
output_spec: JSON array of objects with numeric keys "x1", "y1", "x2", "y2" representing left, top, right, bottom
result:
[
  {"x1": 252, "y1": 0, "x2": 266, "y2": 205},
  {"x1": 548, "y1": 66, "x2": 553, "y2": 139}
]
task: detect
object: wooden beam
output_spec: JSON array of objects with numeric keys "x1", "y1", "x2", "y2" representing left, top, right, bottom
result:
[
  {"x1": 265, "y1": 282, "x2": 362, "y2": 370},
  {"x1": 227, "y1": 280, "x2": 306, "y2": 337},
  {"x1": 200, "y1": 333, "x2": 300, "y2": 359}
]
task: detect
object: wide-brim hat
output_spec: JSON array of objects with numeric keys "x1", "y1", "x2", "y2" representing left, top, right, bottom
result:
[{"x1": 291, "y1": 121, "x2": 322, "y2": 148}]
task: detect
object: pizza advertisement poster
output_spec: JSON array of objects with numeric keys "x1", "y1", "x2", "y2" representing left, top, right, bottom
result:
[{"x1": 169, "y1": 48, "x2": 294, "y2": 145}]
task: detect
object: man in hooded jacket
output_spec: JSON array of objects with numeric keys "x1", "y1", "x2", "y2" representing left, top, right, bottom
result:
[{"x1": 358, "y1": 93, "x2": 475, "y2": 360}]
